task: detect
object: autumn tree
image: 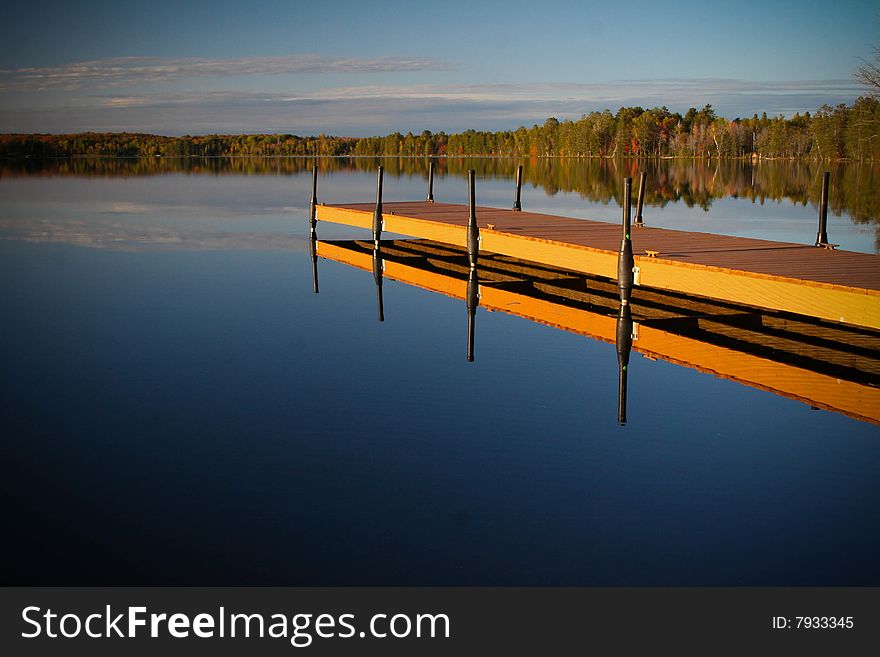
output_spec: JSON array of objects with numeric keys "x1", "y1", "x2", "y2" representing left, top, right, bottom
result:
[{"x1": 856, "y1": 45, "x2": 880, "y2": 95}]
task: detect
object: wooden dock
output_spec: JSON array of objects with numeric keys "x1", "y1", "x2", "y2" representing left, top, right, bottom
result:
[
  {"x1": 316, "y1": 238, "x2": 880, "y2": 426},
  {"x1": 315, "y1": 201, "x2": 880, "y2": 330}
]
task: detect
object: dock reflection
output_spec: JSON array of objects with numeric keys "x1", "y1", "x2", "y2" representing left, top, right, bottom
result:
[{"x1": 314, "y1": 238, "x2": 880, "y2": 426}]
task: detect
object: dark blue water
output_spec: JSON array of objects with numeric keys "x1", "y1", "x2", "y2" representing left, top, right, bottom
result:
[{"x1": 1, "y1": 164, "x2": 878, "y2": 585}]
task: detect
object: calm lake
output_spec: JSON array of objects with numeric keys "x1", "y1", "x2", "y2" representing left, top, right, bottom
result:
[{"x1": 1, "y1": 157, "x2": 878, "y2": 585}]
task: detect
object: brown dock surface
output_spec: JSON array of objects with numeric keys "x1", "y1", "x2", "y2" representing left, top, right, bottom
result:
[{"x1": 316, "y1": 201, "x2": 880, "y2": 329}]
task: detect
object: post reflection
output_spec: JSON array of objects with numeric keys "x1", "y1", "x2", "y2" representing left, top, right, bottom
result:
[
  {"x1": 467, "y1": 267, "x2": 479, "y2": 362},
  {"x1": 372, "y1": 241, "x2": 384, "y2": 322},
  {"x1": 309, "y1": 233, "x2": 319, "y2": 294},
  {"x1": 308, "y1": 163, "x2": 320, "y2": 294},
  {"x1": 615, "y1": 302, "x2": 633, "y2": 425}
]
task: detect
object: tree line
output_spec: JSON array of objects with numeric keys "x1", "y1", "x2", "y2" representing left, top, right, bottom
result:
[
  {"x1": 0, "y1": 133, "x2": 356, "y2": 158},
  {"x1": 1, "y1": 96, "x2": 878, "y2": 160}
]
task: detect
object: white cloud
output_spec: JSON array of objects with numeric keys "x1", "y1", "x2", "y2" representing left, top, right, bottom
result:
[
  {"x1": 276, "y1": 78, "x2": 863, "y2": 104},
  {"x1": 85, "y1": 78, "x2": 861, "y2": 110},
  {"x1": 0, "y1": 78, "x2": 863, "y2": 135},
  {"x1": 0, "y1": 55, "x2": 457, "y2": 91}
]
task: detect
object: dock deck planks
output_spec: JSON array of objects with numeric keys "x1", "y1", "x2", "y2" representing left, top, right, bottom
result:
[{"x1": 316, "y1": 201, "x2": 880, "y2": 329}]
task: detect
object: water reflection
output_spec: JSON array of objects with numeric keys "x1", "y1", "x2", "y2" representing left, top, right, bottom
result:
[
  {"x1": 3, "y1": 156, "x2": 878, "y2": 235},
  {"x1": 318, "y1": 238, "x2": 880, "y2": 427},
  {"x1": 373, "y1": 241, "x2": 384, "y2": 322},
  {"x1": 0, "y1": 214, "x2": 306, "y2": 251},
  {"x1": 616, "y1": 302, "x2": 633, "y2": 425},
  {"x1": 467, "y1": 267, "x2": 478, "y2": 363},
  {"x1": 309, "y1": 233, "x2": 319, "y2": 294}
]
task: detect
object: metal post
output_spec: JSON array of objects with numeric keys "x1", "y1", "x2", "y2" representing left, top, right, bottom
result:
[
  {"x1": 466, "y1": 267, "x2": 478, "y2": 362},
  {"x1": 618, "y1": 177, "x2": 634, "y2": 304},
  {"x1": 513, "y1": 164, "x2": 523, "y2": 211},
  {"x1": 426, "y1": 160, "x2": 435, "y2": 202},
  {"x1": 373, "y1": 243, "x2": 384, "y2": 322},
  {"x1": 816, "y1": 171, "x2": 829, "y2": 246},
  {"x1": 634, "y1": 171, "x2": 646, "y2": 227},
  {"x1": 467, "y1": 170, "x2": 479, "y2": 269},
  {"x1": 616, "y1": 302, "x2": 633, "y2": 425},
  {"x1": 309, "y1": 164, "x2": 318, "y2": 237},
  {"x1": 372, "y1": 166, "x2": 384, "y2": 244}
]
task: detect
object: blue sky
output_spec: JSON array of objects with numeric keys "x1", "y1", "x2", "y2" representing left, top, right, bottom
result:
[{"x1": 0, "y1": 0, "x2": 876, "y2": 135}]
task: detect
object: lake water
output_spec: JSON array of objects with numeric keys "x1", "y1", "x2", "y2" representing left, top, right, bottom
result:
[{"x1": 1, "y1": 157, "x2": 878, "y2": 585}]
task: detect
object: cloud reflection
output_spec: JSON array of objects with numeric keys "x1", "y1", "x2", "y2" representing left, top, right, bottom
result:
[{"x1": 0, "y1": 217, "x2": 307, "y2": 252}]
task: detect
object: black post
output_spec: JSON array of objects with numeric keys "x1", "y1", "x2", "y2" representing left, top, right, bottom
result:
[
  {"x1": 616, "y1": 302, "x2": 633, "y2": 425},
  {"x1": 373, "y1": 243, "x2": 384, "y2": 322},
  {"x1": 373, "y1": 166, "x2": 384, "y2": 244},
  {"x1": 467, "y1": 170, "x2": 479, "y2": 269},
  {"x1": 309, "y1": 164, "x2": 318, "y2": 237},
  {"x1": 426, "y1": 160, "x2": 435, "y2": 202},
  {"x1": 816, "y1": 171, "x2": 829, "y2": 246},
  {"x1": 513, "y1": 164, "x2": 523, "y2": 211},
  {"x1": 309, "y1": 234, "x2": 319, "y2": 294},
  {"x1": 618, "y1": 177, "x2": 634, "y2": 305},
  {"x1": 634, "y1": 171, "x2": 646, "y2": 226},
  {"x1": 466, "y1": 267, "x2": 478, "y2": 362}
]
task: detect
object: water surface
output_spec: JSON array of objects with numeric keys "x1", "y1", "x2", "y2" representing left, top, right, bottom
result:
[{"x1": 1, "y1": 157, "x2": 877, "y2": 585}]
